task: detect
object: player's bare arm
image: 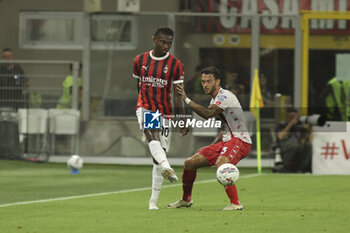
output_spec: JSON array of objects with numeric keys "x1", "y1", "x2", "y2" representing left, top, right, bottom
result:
[
  {"x1": 174, "y1": 83, "x2": 189, "y2": 136},
  {"x1": 189, "y1": 103, "x2": 223, "y2": 120},
  {"x1": 137, "y1": 78, "x2": 140, "y2": 93},
  {"x1": 176, "y1": 83, "x2": 223, "y2": 119}
]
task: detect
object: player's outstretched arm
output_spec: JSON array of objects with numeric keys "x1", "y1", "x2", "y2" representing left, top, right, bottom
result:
[
  {"x1": 174, "y1": 83, "x2": 189, "y2": 136},
  {"x1": 176, "y1": 84, "x2": 223, "y2": 120},
  {"x1": 137, "y1": 78, "x2": 140, "y2": 93},
  {"x1": 189, "y1": 103, "x2": 222, "y2": 120}
]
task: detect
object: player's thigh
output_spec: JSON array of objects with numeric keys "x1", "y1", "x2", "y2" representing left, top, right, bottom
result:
[
  {"x1": 144, "y1": 129, "x2": 160, "y2": 142},
  {"x1": 136, "y1": 107, "x2": 161, "y2": 142},
  {"x1": 136, "y1": 107, "x2": 144, "y2": 130},
  {"x1": 196, "y1": 142, "x2": 223, "y2": 167},
  {"x1": 159, "y1": 119, "x2": 171, "y2": 152},
  {"x1": 184, "y1": 153, "x2": 210, "y2": 170}
]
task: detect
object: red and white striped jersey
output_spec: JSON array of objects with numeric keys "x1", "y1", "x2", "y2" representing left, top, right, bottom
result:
[{"x1": 133, "y1": 50, "x2": 184, "y2": 116}]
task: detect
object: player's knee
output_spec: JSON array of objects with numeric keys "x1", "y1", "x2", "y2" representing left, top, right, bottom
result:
[
  {"x1": 214, "y1": 161, "x2": 222, "y2": 169},
  {"x1": 215, "y1": 156, "x2": 230, "y2": 169},
  {"x1": 144, "y1": 129, "x2": 160, "y2": 142},
  {"x1": 184, "y1": 158, "x2": 196, "y2": 170}
]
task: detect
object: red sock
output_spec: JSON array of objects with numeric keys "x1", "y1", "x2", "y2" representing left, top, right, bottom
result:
[
  {"x1": 182, "y1": 168, "x2": 197, "y2": 202},
  {"x1": 224, "y1": 184, "x2": 240, "y2": 205}
]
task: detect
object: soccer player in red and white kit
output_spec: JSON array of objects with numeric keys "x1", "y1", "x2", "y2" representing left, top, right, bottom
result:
[
  {"x1": 133, "y1": 27, "x2": 188, "y2": 210},
  {"x1": 167, "y1": 66, "x2": 252, "y2": 210}
]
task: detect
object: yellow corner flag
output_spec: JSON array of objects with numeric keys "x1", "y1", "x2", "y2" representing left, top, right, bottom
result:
[
  {"x1": 249, "y1": 69, "x2": 264, "y2": 117},
  {"x1": 249, "y1": 69, "x2": 264, "y2": 174}
]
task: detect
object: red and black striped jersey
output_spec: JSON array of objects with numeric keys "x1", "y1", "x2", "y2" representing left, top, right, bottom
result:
[{"x1": 133, "y1": 50, "x2": 184, "y2": 117}]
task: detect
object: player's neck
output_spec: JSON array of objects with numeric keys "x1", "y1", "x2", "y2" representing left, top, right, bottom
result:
[
  {"x1": 150, "y1": 50, "x2": 169, "y2": 60},
  {"x1": 211, "y1": 86, "x2": 221, "y2": 98},
  {"x1": 151, "y1": 50, "x2": 165, "y2": 58}
]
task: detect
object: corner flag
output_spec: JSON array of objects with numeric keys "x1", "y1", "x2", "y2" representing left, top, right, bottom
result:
[
  {"x1": 249, "y1": 69, "x2": 264, "y2": 117},
  {"x1": 249, "y1": 69, "x2": 264, "y2": 174}
]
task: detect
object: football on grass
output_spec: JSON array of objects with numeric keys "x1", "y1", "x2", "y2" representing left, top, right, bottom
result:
[
  {"x1": 216, "y1": 163, "x2": 239, "y2": 186},
  {"x1": 67, "y1": 155, "x2": 83, "y2": 170}
]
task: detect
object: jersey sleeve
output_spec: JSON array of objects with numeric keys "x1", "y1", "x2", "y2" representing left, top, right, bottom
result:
[
  {"x1": 133, "y1": 56, "x2": 141, "y2": 79},
  {"x1": 213, "y1": 92, "x2": 238, "y2": 110},
  {"x1": 173, "y1": 61, "x2": 184, "y2": 85}
]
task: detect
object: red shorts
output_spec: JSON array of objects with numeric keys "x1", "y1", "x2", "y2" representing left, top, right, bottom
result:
[{"x1": 198, "y1": 137, "x2": 251, "y2": 166}]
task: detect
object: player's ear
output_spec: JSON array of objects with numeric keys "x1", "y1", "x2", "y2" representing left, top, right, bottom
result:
[{"x1": 216, "y1": 78, "x2": 221, "y2": 86}]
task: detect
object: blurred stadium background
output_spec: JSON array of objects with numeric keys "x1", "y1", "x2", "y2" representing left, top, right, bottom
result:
[{"x1": 1, "y1": 0, "x2": 350, "y2": 169}]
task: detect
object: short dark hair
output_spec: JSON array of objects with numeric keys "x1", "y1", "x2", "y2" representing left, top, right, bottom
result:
[
  {"x1": 154, "y1": 27, "x2": 174, "y2": 37},
  {"x1": 2, "y1": 48, "x2": 13, "y2": 53},
  {"x1": 200, "y1": 66, "x2": 221, "y2": 80}
]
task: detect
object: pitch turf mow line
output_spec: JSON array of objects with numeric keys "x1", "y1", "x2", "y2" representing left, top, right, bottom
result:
[{"x1": 0, "y1": 173, "x2": 263, "y2": 208}]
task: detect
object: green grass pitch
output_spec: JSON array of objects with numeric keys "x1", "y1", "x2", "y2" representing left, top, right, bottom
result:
[{"x1": 0, "y1": 160, "x2": 349, "y2": 233}]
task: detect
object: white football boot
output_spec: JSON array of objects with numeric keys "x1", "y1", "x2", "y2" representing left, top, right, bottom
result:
[
  {"x1": 167, "y1": 199, "x2": 193, "y2": 208},
  {"x1": 161, "y1": 167, "x2": 178, "y2": 183},
  {"x1": 222, "y1": 203, "x2": 244, "y2": 210}
]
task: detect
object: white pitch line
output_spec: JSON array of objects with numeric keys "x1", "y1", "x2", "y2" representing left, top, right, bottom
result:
[{"x1": 0, "y1": 173, "x2": 263, "y2": 208}]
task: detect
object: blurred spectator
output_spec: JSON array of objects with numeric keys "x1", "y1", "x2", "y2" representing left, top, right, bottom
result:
[
  {"x1": 320, "y1": 77, "x2": 350, "y2": 121},
  {"x1": 259, "y1": 74, "x2": 274, "y2": 107},
  {"x1": 57, "y1": 63, "x2": 82, "y2": 109},
  {"x1": 185, "y1": 64, "x2": 208, "y2": 104},
  {"x1": 273, "y1": 108, "x2": 312, "y2": 173},
  {"x1": 185, "y1": 64, "x2": 204, "y2": 97},
  {"x1": 235, "y1": 83, "x2": 246, "y2": 96},
  {"x1": 222, "y1": 67, "x2": 240, "y2": 94},
  {"x1": 236, "y1": 82, "x2": 249, "y2": 109},
  {"x1": 222, "y1": 67, "x2": 249, "y2": 108},
  {"x1": 259, "y1": 74, "x2": 274, "y2": 118},
  {"x1": 0, "y1": 48, "x2": 27, "y2": 109}
]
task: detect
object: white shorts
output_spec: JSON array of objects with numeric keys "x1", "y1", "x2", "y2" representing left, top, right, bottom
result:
[{"x1": 136, "y1": 107, "x2": 171, "y2": 152}]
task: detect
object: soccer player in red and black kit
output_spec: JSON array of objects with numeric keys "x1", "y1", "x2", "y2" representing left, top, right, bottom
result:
[
  {"x1": 167, "y1": 66, "x2": 252, "y2": 210},
  {"x1": 133, "y1": 27, "x2": 188, "y2": 210}
]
